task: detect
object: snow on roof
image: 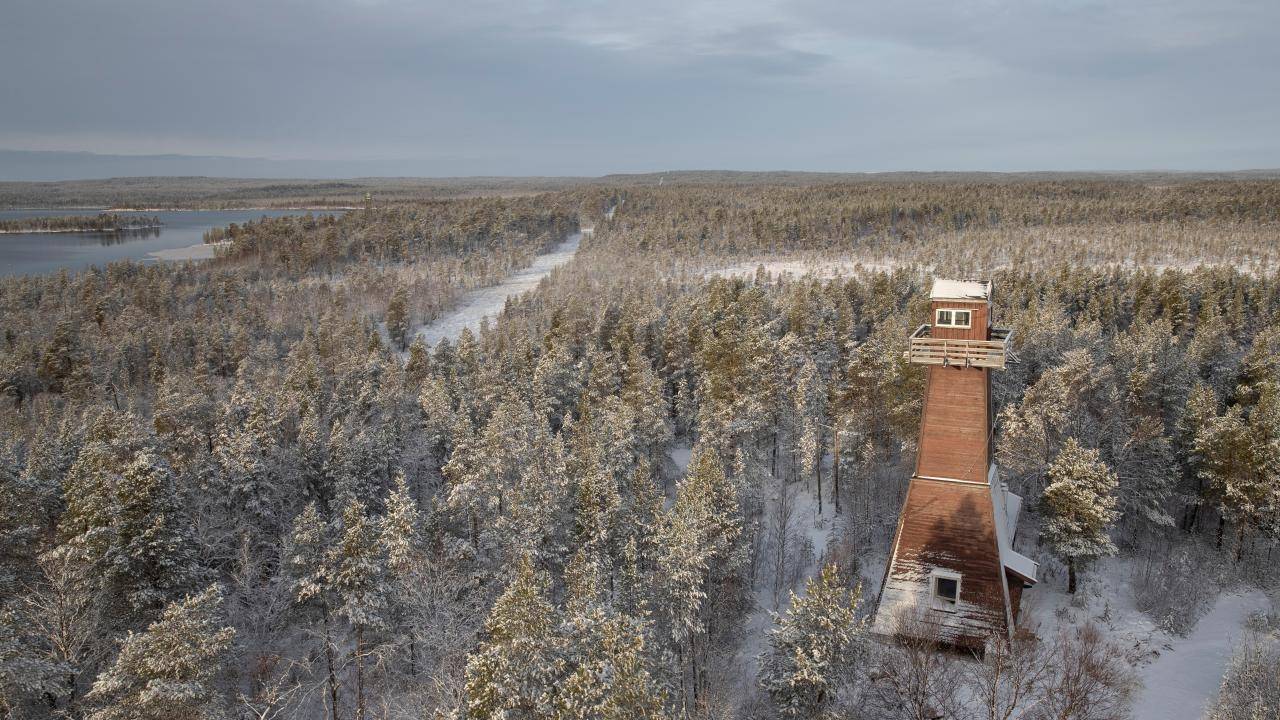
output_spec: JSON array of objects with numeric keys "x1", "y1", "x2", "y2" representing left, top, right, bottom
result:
[
  {"x1": 1003, "y1": 548, "x2": 1038, "y2": 584},
  {"x1": 989, "y1": 468, "x2": 1038, "y2": 585},
  {"x1": 1005, "y1": 491, "x2": 1023, "y2": 539},
  {"x1": 931, "y1": 278, "x2": 991, "y2": 301}
]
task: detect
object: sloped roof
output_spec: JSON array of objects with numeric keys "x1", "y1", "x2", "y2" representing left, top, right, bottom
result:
[
  {"x1": 931, "y1": 278, "x2": 992, "y2": 301},
  {"x1": 989, "y1": 473, "x2": 1038, "y2": 585}
]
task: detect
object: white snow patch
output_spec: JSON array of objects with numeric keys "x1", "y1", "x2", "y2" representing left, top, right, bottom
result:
[
  {"x1": 667, "y1": 444, "x2": 692, "y2": 473},
  {"x1": 413, "y1": 233, "x2": 580, "y2": 345},
  {"x1": 728, "y1": 474, "x2": 837, "y2": 707},
  {"x1": 149, "y1": 241, "x2": 229, "y2": 261},
  {"x1": 1024, "y1": 555, "x2": 1268, "y2": 720},
  {"x1": 1132, "y1": 590, "x2": 1269, "y2": 720}
]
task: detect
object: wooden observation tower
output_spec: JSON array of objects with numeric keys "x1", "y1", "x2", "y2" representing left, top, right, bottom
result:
[{"x1": 871, "y1": 279, "x2": 1037, "y2": 649}]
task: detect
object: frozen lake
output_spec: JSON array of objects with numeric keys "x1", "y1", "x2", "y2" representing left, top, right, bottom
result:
[
  {"x1": 0, "y1": 208, "x2": 342, "y2": 277},
  {"x1": 414, "y1": 231, "x2": 581, "y2": 345}
]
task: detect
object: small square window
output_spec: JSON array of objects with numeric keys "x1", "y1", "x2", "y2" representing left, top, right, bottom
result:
[
  {"x1": 935, "y1": 576, "x2": 958, "y2": 603},
  {"x1": 936, "y1": 310, "x2": 953, "y2": 326},
  {"x1": 953, "y1": 310, "x2": 971, "y2": 327},
  {"x1": 931, "y1": 571, "x2": 961, "y2": 611}
]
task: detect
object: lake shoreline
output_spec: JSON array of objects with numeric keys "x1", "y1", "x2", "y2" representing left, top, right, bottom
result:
[
  {"x1": 149, "y1": 241, "x2": 231, "y2": 261},
  {"x1": 0, "y1": 225, "x2": 163, "y2": 235},
  {"x1": 103, "y1": 206, "x2": 359, "y2": 212}
]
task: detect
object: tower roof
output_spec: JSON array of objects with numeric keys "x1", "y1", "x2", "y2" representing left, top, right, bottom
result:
[{"x1": 931, "y1": 278, "x2": 991, "y2": 301}]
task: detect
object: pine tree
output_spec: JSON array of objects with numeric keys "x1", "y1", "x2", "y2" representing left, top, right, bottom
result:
[
  {"x1": 215, "y1": 394, "x2": 282, "y2": 538},
  {"x1": 329, "y1": 500, "x2": 388, "y2": 720},
  {"x1": 386, "y1": 287, "x2": 410, "y2": 352},
  {"x1": 0, "y1": 603, "x2": 59, "y2": 718},
  {"x1": 418, "y1": 373, "x2": 455, "y2": 461},
  {"x1": 759, "y1": 564, "x2": 865, "y2": 718},
  {"x1": 556, "y1": 604, "x2": 666, "y2": 720},
  {"x1": 85, "y1": 585, "x2": 235, "y2": 720},
  {"x1": 287, "y1": 503, "x2": 341, "y2": 720},
  {"x1": 1195, "y1": 382, "x2": 1280, "y2": 558},
  {"x1": 58, "y1": 430, "x2": 201, "y2": 619},
  {"x1": 794, "y1": 355, "x2": 825, "y2": 513},
  {"x1": 380, "y1": 472, "x2": 423, "y2": 678},
  {"x1": 1042, "y1": 439, "x2": 1121, "y2": 593},
  {"x1": 108, "y1": 449, "x2": 202, "y2": 612},
  {"x1": 461, "y1": 558, "x2": 562, "y2": 719},
  {"x1": 655, "y1": 444, "x2": 744, "y2": 709},
  {"x1": 1177, "y1": 381, "x2": 1219, "y2": 531}
]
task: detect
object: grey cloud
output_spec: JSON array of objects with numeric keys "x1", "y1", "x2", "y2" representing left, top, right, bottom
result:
[{"x1": 0, "y1": 0, "x2": 1276, "y2": 175}]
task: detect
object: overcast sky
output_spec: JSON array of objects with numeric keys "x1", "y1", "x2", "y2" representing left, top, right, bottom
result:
[{"x1": 2, "y1": 0, "x2": 1277, "y2": 176}]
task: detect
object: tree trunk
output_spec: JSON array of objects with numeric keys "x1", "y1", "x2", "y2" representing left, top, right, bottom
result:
[
  {"x1": 323, "y1": 607, "x2": 341, "y2": 720},
  {"x1": 409, "y1": 634, "x2": 418, "y2": 677},
  {"x1": 1216, "y1": 515, "x2": 1225, "y2": 550},
  {"x1": 833, "y1": 430, "x2": 841, "y2": 515},
  {"x1": 815, "y1": 456, "x2": 823, "y2": 516},
  {"x1": 1235, "y1": 524, "x2": 1246, "y2": 563},
  {"x1": 1067, "y1": 557, "x2": 1077, "y2": 595},
  {"x1": 355, "y1": 625, "x2": 365, "y2": 720}
]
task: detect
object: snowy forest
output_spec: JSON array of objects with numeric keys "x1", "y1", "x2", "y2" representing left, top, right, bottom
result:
[{"x1": 2, "y1": 178, "x2": 1279, "y2": 719}]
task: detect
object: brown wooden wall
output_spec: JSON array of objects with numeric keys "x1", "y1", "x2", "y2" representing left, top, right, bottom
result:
[
  {"x1": 877, "y1": 477, "x2": 1011, "y2": 648},
  {"x1": 930, "y1": 299, "x2": 989, "y2": 341},
  {"x1": 916, "y1": 365, "x2": 991, "y2": 482},
  {"x1": 1007, "y1": 570, "x2": 1024, "y2": 621}
]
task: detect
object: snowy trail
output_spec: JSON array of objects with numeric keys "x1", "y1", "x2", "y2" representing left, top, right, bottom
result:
[
  {"x1": 1132, "y1": 590, "x2": 1268, "y2": 720},
  {"x1": 413, "y1": 232, "x2": 581, "y2": 345}
]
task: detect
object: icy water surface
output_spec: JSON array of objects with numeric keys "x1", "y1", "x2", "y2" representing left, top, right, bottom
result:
[{"x1": 0, "y1": 208, "x2": 341, "y2": 277}]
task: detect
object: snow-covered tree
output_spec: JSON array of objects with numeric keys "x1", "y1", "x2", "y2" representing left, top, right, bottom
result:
[
  {"x1": 759, "y1": 564, "x2": 865, "y2": 718},
  {"x1": 461, "y1": 558, "x2": 562, "y2": 719},
  {"x1": 556, "y1": 604, "x2": 666, "y2": 720},
  {"x1": 0, "y1": 603, "x2": 59, "y2": 719},
  {"x1": 1042, "y1": 439, "x2": 1121, "y2": 593},
  {"x1": 386, "y1": 286, "x2": 410, "y2": 351},
  {"x1": 419, "y1": 373, "x2": 455, "y2": 460},
  {"x1": 286, "y1": 503, "x2": 341, "y2": 720},
  {"x1": 58, "y1": 430, "x2": 202, "y2": 619},
  {"x1": 329, "y1": 500, "x2": 388, "y2": 720},
  {"x1": 1195, "y1": 382, "x2": 1280, "y2": 557},
  {"x1": 655, "y1": 444, "x2": 745, "y2": 710},
  {"x1": 794, "y1": 355, "x2": 825, "y2": 512},
  {"x1": 85, "y1": 585, "x2": 235, "y2": 720}
]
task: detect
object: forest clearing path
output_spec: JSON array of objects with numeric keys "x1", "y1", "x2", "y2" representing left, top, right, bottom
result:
[
  {"x1": 1132, "y1": 589, "x2": 1268, "y2": 720},
  {"x1": 413, "y1": 231, "x2": 581, "y2": 345}
]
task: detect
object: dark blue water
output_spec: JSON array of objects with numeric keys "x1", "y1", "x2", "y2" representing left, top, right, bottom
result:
[{"x1": 0, "y1": 209, "x2": 341, "y2": 277}]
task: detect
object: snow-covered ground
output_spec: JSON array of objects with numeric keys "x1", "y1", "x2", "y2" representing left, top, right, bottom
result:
[
  {"x1": 149, "y1": 241, "x2": 228, "y2": 261},
  {"x1": 1133, "y1": 590, "x2": 1269, "y2": 720},
  {"x1": 413, "y1": 232, "x2": 581, "y2": 345},
  {"x1": 1023, "y1": 555, "x2": 1268, "y2": 719}
]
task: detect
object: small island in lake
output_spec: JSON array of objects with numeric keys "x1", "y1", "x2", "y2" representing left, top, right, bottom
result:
[{"x1": 0, "y1": 213, "x2": 163, "y2": 234}]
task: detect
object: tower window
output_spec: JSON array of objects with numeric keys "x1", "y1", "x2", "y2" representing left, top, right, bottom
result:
[
  {"x1": 931, "y1": 571, "x2": 961, "y2": 610},
  {"x1": 935, "y1": 308, "x2": 972, "y2": 328}
]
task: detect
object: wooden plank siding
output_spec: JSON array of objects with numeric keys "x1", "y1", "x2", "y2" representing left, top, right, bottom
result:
[
  {"x1": 929, "y1": 299, "x2": 989, "y2": 342},
  {"x1": 873, "y1": 281, "x2": 1031, "y2": 650},
  {"x1": 874, "y1": 477, "x2": 1011, "y2": 649},
  {"x1": 915, "y1": 365, "x2": 991, "y2": 483}
]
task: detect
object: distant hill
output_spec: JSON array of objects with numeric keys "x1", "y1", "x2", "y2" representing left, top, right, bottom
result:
[
  {"x1": 0, "y1": 149, "x2": 576, "y2": 182},
  {"x1": 3, "y1": 152, "x2": 1279, "y2": 209}
]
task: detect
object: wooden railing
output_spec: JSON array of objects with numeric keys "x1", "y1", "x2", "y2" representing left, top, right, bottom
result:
[{"x1": 905, "y1": 325, "x2": 1012, "y2": 369}]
